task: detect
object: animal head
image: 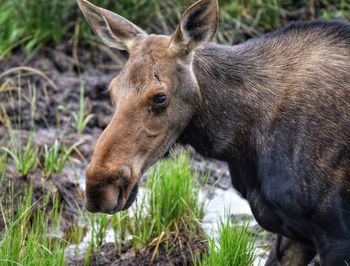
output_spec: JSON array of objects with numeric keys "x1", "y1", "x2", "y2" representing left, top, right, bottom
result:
[{"x1": 77, "y1": 0, "x2": 218, "y2": 213}]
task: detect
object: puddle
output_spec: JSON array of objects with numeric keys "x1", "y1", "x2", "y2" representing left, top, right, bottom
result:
[{"x1": 200, "y1": 187, "x2": 253, "y2": 235}]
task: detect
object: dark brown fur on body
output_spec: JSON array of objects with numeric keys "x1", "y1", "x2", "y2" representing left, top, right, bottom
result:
[
  {"x1": 77, "y1": 0, "x2": 350, "y2": 264},
  {"x1": 179, "y1": 21, "x2": 350, "y2": 264}
]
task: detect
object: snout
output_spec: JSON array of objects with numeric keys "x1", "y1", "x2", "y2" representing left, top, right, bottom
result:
[{"x1": 85, "y1": 163, "x2": 139, "y2": 214}]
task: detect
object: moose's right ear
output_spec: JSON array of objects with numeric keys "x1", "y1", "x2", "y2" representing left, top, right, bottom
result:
[
  {"x1": 77, "y1": 0, "x2": 146, "y2": 51},
  {"x1": 170, "y1": 0, "x2": 218, "y2": 56}
]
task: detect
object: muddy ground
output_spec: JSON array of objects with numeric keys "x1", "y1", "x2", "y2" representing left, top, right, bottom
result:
[{"x1": 0, "y1": 43, "x2": 271, "y2": 265}]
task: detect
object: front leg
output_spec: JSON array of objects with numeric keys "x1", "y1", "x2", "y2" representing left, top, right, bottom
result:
[{"x1": 265, "y1": 235, "x2": 317, "y2": 266}]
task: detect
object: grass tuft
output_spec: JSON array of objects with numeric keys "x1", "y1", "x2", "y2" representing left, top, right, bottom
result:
[
  {"x1": 42, "y1": 140, "x2": 82, "y2": 177},
  {"x1": 1, "y1": 133, "x2": 39, "y2": 177},
  {"x1": 129, "y1": 150, "x2": 205, "y2": 250},
  {"x1": 147, "y1": 151, "x2": 204, "y2": 232},
  {"x1": 71, "y1": 84, "x2": 94, "y2": 135},
  {"x1": 196, "y1": 218, "x2": 256, "y2": 266}
]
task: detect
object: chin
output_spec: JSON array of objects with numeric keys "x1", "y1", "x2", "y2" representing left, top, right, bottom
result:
[
  {"x1": 163, "y1": 149, "x2": 172, "y2": 159},
  {"x1": 162, "y1": 142, "x2": 181, "y2": 160}
]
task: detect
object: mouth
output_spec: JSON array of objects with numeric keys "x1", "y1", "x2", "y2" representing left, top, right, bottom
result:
[
  {"x1": 122, "y1": 182, "x2": 139, "y2": 210},
  {"x1": 108, "y1": 183, "x2": 139, "y2": 214}
]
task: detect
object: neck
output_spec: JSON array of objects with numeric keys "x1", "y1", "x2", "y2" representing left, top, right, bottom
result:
[{"x1": 179, "y1": 43, "x2": 275, "y2": 161}]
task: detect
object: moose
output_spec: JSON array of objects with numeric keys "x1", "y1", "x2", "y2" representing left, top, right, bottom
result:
[{"x1": 77, "y1": 0, "x2": 350, "y2": 265}]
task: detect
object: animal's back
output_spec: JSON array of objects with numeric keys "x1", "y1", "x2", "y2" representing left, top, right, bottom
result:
[{"x1": 248, "y1": 21, "x2": 350, "y2": 91}]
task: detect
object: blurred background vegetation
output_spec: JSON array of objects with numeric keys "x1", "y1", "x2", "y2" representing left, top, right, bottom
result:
[{"x1": 1, "y1": 0, "x2": 350, "y2": 59}]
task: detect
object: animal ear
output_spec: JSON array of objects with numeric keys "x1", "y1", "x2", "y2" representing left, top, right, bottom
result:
[
  {"x1": 77, "y1": 0, "x2": 146, "y2": 51},
  {"x1": 170, "y1": 0, "x2": 218, "y2": 56}
]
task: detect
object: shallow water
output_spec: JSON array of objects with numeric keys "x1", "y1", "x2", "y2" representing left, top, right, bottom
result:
[{"x1": 200, "y1": 187, "x2": 253, "y2": 234}]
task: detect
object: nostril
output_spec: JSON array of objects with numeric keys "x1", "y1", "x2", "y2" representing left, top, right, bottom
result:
[
  {"x1": 85, "y1": 197, "x2": 119, "y2": 214},
  {"x1": 85, "y1": 184, "x2": 121, "y2": 214},
  {"x1": 105, "y1": 184, "x2": 120, "y2": 207},
  {"x1": 104, "y1": 201, "x2": 120, "y2": 214}
]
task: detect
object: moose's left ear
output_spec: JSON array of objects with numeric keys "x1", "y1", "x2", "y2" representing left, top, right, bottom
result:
[{"x1": 170, "y1": 0, "x2": 219, "y2": 56}]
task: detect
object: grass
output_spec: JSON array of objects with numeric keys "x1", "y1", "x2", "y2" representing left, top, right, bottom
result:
[
  {"x1": 0, "y1": 152, "x2": 7, "y2": 173},
  {"x1": 1, "y1": 0, "x2": 350, "y2": 58},
  {"x1": 131, "y1": 151, "x2": 204, "y2": 250},
  {"x1": 196, "y1": 218, "x2": 256, "y2": 266},
  {"x1": 72, "y1": 84, "x2": 94, "y2": 135},
  {"x1": 42, "y1": 140, "x2": 82, "y2": 177},
  {"x1": 1, "y1": 133, "x2": 39, "y2": 177},
  {"x1": 0, "y1": 0, "x2": 73, "y2": 58},
  {"x1": 0, "y1": 153, "x2": 7, "y2": 192},
  {"x1": 88, "y1": 213, "x2": 110, "y2": 250},
  {"x1": 0, "y1": 187, "x2": 67, "y2": 266},
  {"x1": 55, "y1": 82, "x2": 94, "y2": 134}
]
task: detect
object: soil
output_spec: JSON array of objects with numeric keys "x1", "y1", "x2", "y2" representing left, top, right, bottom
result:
[
  {"x1": 0, "y1": 43, "x2": 270, "y2": 264},
  {"x1": 0, "y1": 42, "x2": 129, "y2": 134},
  {"x1": 68, "y1": 226, "x2": 208, "y2": 266},
  {"x1": 0, "y1": 159, "x2": 84, "y2": 232}
]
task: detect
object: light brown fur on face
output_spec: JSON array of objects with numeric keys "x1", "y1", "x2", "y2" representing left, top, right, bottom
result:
[{"x1": 85, "y1": 34, "x2": 203, "y2": 213}]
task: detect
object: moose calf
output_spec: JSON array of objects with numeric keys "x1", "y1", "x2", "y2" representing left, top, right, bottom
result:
[{"x1": 77, "y1": 0, "x2": 350, "y2": 264}]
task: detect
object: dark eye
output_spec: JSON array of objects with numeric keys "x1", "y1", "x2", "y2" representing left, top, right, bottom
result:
[{"x1": 153, "y1": 94, "x2": 167, "y2": 106}]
